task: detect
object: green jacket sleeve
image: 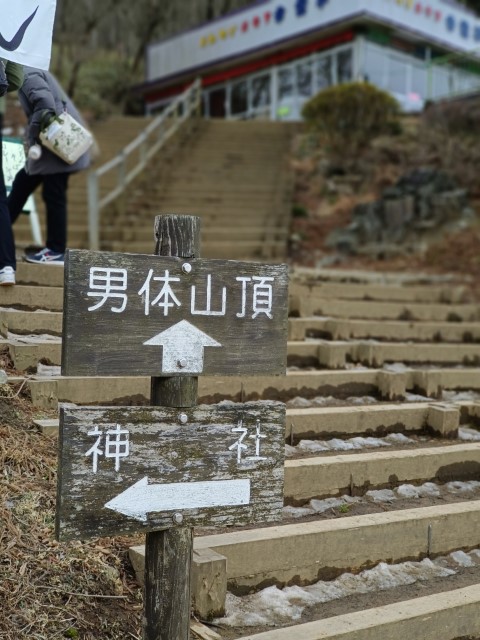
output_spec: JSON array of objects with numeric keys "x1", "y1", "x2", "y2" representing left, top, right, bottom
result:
[{"x1": 4, "y1": 60, "x2": 24, "y2": 92}]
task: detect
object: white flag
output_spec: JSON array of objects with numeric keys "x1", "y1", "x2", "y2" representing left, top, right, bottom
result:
[{"x1": 0, "y1": 1, "x2": 57, "y2": 70}]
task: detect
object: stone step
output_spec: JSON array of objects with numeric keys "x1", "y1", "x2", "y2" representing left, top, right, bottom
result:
[
  {"x1": 103, "y1": 240, "x2": 287, "y2": 260},
  {"x1": 286, "y1": 401, "x2": 464, "y2": 442},
  {"x1": 102, "y1": 226, "x2": 290, "y2": 243},
  {"x1": 18, "y1": 367, "x2": 480, "y2": 409},
  {"x1": 285, "y1": 443, "x2": 480, "y2": 504},
  {"x1": 291, "y1": 297, "x2": 480, "y2": 322},
  {"x1": 5, "y1": 336, "x2": 62, "y2": 371},
  {"x1": 289, "y1": 317, "x2": 480, "y2": 343},
  {"x1": 104, "y1": 212, "x2": 284, "y2": 226},
  {"x1": 32, "y1": 400, "x2": 466, "y2": 440},
  {"x1": 287, "y1": 340, "x2": 480, "y2": 369},
  {"x1": 289, "y1": 281, "x2": 468, "y2": 304},
  {"x1": 10, "y1": 330, "x2": 480, "y2": 376},
  {"x1": 291, "y1": 266, "x2": 467, "y2": 286},
  {"x1": 16, "y1": 263, "x2": 64, "y2": 287},
  {"x1": 0, "y1": 309, "x2": 63, "y2": 337},
  {"x1": 0, "y1": 285, "x2": 63, "y2": 311},
  {"x1": 234, "y1": 585, "x2": 480, "y2": 640},
  {"x1": 129, "y1": 500, "x2": 480, "y2": 592}
]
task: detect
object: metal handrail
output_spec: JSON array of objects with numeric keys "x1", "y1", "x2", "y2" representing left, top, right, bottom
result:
[{"x1": 87, "y1": 78, "x2": 202, "y2": 250}]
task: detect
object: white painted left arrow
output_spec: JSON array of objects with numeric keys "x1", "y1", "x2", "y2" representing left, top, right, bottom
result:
[
  {"x1": 143, "y1": 320, "x2": 222, "y2": 373},
  {"x1": 105, "y1": 477, "x2": 251, "y2": 522}
]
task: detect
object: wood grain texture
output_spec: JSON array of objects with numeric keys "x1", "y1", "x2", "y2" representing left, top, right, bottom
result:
[
  {"x1": 55, "y1": 402, "x2": 286, "y2": 541},
  {"x1": 148, "y1": 214, "x2": 200, "y2": 640},
  {"x1": 61, "y1": 250, "x2": 289, "y2": 377}
]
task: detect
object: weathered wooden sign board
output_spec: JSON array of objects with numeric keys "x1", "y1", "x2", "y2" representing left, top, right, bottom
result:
[
  {"x1": 61, "y1": 249, "x2": 289, "y2": 377},
  {"x1": 56, "y1": 401, "x2": 285, "y2": 541}
]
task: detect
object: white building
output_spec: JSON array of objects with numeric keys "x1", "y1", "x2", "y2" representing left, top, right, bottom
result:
[{"x1": 139, "y1": 0, "x2": 480, "y2": 119}]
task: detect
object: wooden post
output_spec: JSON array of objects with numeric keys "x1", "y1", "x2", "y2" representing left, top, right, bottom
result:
[{"x1": 144, "y1": 214, "x2": 201, "y2": 640}]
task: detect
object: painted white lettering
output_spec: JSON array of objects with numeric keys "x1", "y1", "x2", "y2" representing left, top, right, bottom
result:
[
  {"x1": 138, "y1": 269, "x2": 181, "y2": 316},
  {"x1": 85, "y1": 426, "x2": 104, "y2": 473},
  {"x1": 229, "y1": 421, "x2": 248, "y2": 463},
  {"x1": 104, "y1": 424, "x2": 130, "y2": 472},
  {"x1": 246, "y1": 420, "x2": 267, "y2": 461},
  {"x1": 191, "y1": 274, "x2": 226, "y2": 316},
  {"x1": 236, "y1": 276, "x2": 250, "y2": 318},
  {"x1": 85, "y1": 424, "x2": 130, "y2": 473},
  {"x1": 252, "y1": 277, "x2": 274, "y2": 319},
  {"x1": 87, "y1": 267, "x2": 128, "y2": 313}
]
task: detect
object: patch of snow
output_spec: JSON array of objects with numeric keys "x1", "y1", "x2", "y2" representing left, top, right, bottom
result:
[
  {"x1": 446, "y1": 480, "x2": 480, "y2": 493},
  {"x1": 404, "y1": 392, "x2": 430, "y2": 401},
  {"x1": 346, "y1": 396, "x2": 378, "y2": 405},
  {"x1": 443, "y1": 391, "x2": 480, "y2": 403},
  {"x1": 309, "y1": 495, "x2": 360, "y2": 514},
  {"x1": 396, "y1": 484, "x2": 421, "y2": 499},
  {"x1": 450, "y1": 551, "x2": 475, "y2": 567},
  {"x1": 36, "y1": 363, "x2": 61, "y2": 377},
  {"x1": 458, "y1": 427, "x2": 480, "y2": 441},
  {"x1": 417, "y1": 482, "x2": 441, "y2": 497},
  {"x1": 292, "y1": 433, "x2": 411, "y2": 455},
  {"x1": 366, "y1": 489, "x2": 397, "y2": 503},
  {"x1": 385, "y1": 433, "x2": 415, "y2": 444},
  {"x1": 216, "y1": 557, "x2": 456, "y2": 628},
  {"x1": 383, "y1": 363, "x2": 411, "y2": 373},
  {"x1": 287, "y1": 396, "x2": 313, "y2": 408},
  {"x1": 283, "y1": 505, "x2": 315, "y2": 519},
  {"x1": 284, "y1": 444, "x2": 297, "y2": 457}
]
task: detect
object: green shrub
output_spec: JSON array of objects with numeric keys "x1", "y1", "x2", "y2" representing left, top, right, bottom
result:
[{"x1": 301, "y1": 82, "x2": 400, "y2": 156}]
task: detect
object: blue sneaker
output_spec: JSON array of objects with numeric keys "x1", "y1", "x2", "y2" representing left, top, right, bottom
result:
[{"x1": 25, "y1": 248, "x2": 65, "y2": 266}]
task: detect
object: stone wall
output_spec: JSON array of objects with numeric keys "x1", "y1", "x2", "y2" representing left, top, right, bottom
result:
[{"x1": 327, "y1": 168, "x2": 476, "y2": 256}]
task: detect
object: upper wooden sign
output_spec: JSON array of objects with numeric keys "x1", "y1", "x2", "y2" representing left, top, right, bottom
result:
[
  {"x1": 62, "y1": 250, "x2": 289, "y2": 377},
  {"x1": 56, "y1": 402, "x2": 285, "y2": 541}
]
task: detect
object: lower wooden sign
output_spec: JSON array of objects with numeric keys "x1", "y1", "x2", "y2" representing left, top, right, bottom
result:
[{"x1": 56, "y1": 401, "x2": 286, "y2": 541}]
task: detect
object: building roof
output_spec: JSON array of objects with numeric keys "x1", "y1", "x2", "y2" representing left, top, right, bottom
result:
[{"x1": 142, "y1": 0, "x2": 480, "y2": 95}]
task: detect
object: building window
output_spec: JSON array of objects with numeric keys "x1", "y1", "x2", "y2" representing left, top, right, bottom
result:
[
  {"x1": 297, "y1": 60, "x2": 313, "y2": 96},
  {"x1": 251, "y1": 74, "x2": 271, "y2": 110},
  {"x1": 337, "y1": 49, "x2": 353, "y2": 83},
  {"x1": 231, "y1": 80, "x2": 248, "y2": 116},
  {"x1": 278, "y1": 67, "x2": 294, "y2": 100},
  {"x1": 316, "y1": 55, "x2": 333, "y2": 90}
]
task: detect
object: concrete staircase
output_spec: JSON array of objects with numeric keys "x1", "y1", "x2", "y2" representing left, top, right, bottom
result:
[
  {"x1": 100, "y1": 118, "x2": 295, "y2": 260},
  {"x1": 13, "y1": 117, "x2": 295, "y2": 262},
  {"x1": 3, "y1": 263, "x2": 480, "y2": 637}
]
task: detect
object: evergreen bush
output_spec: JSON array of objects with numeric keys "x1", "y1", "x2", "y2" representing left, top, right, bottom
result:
[{"x1": 301, "y1": 82, "x2": 400, "y2": 155}]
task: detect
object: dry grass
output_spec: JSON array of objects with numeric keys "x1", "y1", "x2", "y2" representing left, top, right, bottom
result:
[{"x1": 0, "y1": 395, "x2": 144, "y2": 640}]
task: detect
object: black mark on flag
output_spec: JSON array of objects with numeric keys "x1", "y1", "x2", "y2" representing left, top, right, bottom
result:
[{"x1": 0, "y1": 6, "x2": 39, "y2": 52}]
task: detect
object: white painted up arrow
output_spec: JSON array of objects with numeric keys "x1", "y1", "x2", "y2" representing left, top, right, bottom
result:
[
  {"x1": 143, "y1": 319, "x2": 222, "y2": 373},
  {"x1": 105, "y1": 477, "x2": 251, "y2": 522}
]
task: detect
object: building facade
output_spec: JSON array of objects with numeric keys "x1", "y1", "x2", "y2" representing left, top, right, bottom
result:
[{"x1": 140, "y1": 0, "x2": 480, "y2": 119}]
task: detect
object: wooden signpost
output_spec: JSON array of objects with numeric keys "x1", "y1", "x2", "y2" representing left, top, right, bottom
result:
[
  {"x1": 56, "y1": 402, "x2": 285, "y2": 541},
  {"x1": 57, "y1": 215, "x2": 288, "y2": 640},
  {"x1": 62, "y1": 250, "x2": 289, "y2": 377}
]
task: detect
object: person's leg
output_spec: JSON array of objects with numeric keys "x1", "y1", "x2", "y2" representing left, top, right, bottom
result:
[
  {"x1": 42, "y1": 173, "x2": 69, "y2": 254},
  {"x1": 0, "y1": 114, "x2": 16, "y2": 274},
  {"x1": 8, "y1": 168, "x2": 42, "y2": 225}
]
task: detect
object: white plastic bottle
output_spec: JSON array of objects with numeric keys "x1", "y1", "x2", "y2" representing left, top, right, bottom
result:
[{"x1": 28, "y1": 144, "x2": 42, "y2": 160}]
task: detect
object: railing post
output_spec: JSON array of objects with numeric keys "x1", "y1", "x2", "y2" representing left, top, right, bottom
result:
[
  {"x1": 87, "y1": 79, "x2": 201, "y2": 247},
  {"x1": 87, "y1": 171, "x2": 100, "y2": 251}
]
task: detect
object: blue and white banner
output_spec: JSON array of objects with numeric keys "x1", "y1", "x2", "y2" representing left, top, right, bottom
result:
[{"x1": 0, "y1": 1, "x2": 57, "y2": 69}]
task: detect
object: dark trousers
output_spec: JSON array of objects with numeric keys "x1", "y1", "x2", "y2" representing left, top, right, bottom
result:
[
  {"x1": 9, "y1": 169, "x2": 69, "y2": 254},
  {"x1": 0, "y1": 115, "x2": 16, "y2": 270}
]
